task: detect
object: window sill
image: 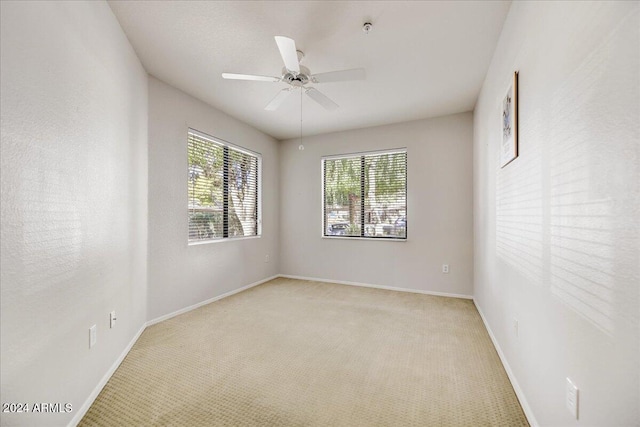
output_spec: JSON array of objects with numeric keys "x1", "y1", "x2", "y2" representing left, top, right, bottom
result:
[
  {"x1": 321, "y1": 236, "x2": 407, "y2": 242},
  {"x1": 188, "y1": 235, "x2": 261, "y2": 246}
]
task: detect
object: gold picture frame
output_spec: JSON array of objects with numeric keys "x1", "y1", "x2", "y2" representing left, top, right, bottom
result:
[{"x1": 500, "y1": 71, "x2": 518, "y2": 168}]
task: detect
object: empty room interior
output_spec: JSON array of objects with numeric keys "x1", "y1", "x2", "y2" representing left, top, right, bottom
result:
[{"x1": 1, "y1": 1, "x2": 638, "y2": 426}]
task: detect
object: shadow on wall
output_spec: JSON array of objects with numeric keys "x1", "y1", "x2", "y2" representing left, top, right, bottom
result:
[
  {"x1": 495, "y1": 10, "x2": 639, "y2": 338},
  {"x1": 496, "y1": 140, "x2": 543, "y2": 286}
]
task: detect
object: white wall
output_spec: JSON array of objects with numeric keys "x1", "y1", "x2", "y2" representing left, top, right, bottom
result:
[
  {"x1": 147, "y1": 77, "x2": 280, "y2": 321},
  {"x1": 0, "y1": 1, "x2": 148, "y2": 426},
  {"x1": 474, "y1": 2, "x2": 639, "y2": 426},
  {"x1": 280, "y1": 113, "x2": 474, "y2": 297}
]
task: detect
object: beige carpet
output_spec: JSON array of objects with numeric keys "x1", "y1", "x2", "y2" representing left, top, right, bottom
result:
[{"x1": 80, "y1": 278, "x2": 528, "y2": 426}]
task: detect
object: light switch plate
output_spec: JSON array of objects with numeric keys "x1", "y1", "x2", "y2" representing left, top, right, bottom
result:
[
  {"x1": 566, "y1": 377, "x2": 579, "y2": 419},
  {"x1": 89, "y1": 325, "x2": 97, "y2": 348}
]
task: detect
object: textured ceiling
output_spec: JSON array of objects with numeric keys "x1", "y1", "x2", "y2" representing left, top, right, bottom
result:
[{"x1": 109, "y1": 1, "x2": 511, "y2": 140}]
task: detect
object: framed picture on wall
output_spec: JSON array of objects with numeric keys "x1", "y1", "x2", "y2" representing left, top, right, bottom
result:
[{"x1": 500, "y1": 71, "x2": 518, "y2": 168}]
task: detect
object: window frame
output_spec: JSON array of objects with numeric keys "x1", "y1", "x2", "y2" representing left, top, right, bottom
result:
[
  {"x1": 188, "y1": 128, "x2": 262, "y2": 245},
  {"x1": 321, "y1": 148, "x2": 407, "y2": 241}
]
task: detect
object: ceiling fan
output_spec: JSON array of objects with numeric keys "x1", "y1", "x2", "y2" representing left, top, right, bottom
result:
[{"x1": 222, "y1": 36, "x2": 365, "y2": 111}]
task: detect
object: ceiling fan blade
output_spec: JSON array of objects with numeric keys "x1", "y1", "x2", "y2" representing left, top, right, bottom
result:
[
  {"x1": 265, "y1": 88, "x2": 292, "y2": 111},
  {"x1": 311, "y1": 68, "x2": 366, "y2": 83},
  {"x1": 305, "y1": 87, "x2": 338, "y2": 111},
  {"x1": 274, "y1": 36, "x2": 300, "y2": 74},
  {"x1": 221, "y1": 73, "x2": 280, "y2": 82}
]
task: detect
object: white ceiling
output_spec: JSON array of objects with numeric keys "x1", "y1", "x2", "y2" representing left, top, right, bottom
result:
[{"x1": 109, "y1": 1, "x2": 511, "y2": 140}]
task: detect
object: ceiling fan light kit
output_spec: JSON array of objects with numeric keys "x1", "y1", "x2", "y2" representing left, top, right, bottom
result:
[{"x1": 221, "y1": 36, "x2": 365, "y2": 111}]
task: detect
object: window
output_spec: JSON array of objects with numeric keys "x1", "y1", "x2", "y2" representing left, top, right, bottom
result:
[
  {"x1": 188, "y1": 130, "x2": 261, "y2": 243},
  {"x1": 323, "y1": 149, "x2": 407, "y2": 239}
]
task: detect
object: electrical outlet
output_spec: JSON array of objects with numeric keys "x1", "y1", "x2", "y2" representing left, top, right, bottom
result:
[
  {"x1": 89, "y1": 325, "x2": 97, "y2": 348},
  {"x1": 442, "y1": 264, "x2": 449, "y2": 274},
  {"x1": 110, "y1": 311, "x2": 117, "y2": 329},
  {"x1": 514, "y1": 319, "x2": 519, "y2": 337},
  {"x1": 265, "y1": 254, "x2": 270, "y2": 263},
  {"x1": 566, "y1": 378, "x2": 579, "y2": 419}
]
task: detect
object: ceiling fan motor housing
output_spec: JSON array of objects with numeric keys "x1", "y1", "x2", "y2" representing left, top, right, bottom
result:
[{"x1": 282, "y1": 65, "x2": 311, "y2": 87}]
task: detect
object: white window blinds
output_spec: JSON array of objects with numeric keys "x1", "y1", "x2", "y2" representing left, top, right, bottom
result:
[
  {"x1": 188, "y1": 130, "x2": 260, "y2": 243},
  {"x1": 323, "y1": 149, "x2": 407, "y2": 239}
]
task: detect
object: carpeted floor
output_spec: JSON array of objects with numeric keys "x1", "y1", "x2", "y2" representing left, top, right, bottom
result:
[{"x1": 80, "y1": 278, "x2": 528, "y2": 426}]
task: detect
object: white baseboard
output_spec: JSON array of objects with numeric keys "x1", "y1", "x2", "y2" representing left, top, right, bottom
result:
[
  {"x1": 278, "y1": 274, "x2": 473, "y2": 300},
  {"x1": 474, "y1": 300, "x2": 538, "y2": 427},
  {"x1": 69, "y1": 324, "x2": 146, "y2": 427},
  {"x1": 146, "y1": 274, "x2": 279, "y2": 327}
]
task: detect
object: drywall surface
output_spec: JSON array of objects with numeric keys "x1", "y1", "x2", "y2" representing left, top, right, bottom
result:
[
  {"x1": 147, "y1": 77, "x2": 279, "y2": 321},
  {"x1": 0, "y1": 1, "x2": 148, "y2": 426},
  {"x1": 473, "y1": 1, "x2": 639, "y2": 425},
  {"x1": 280, "y1": 113, "x2": 474, "y2": 296}
]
